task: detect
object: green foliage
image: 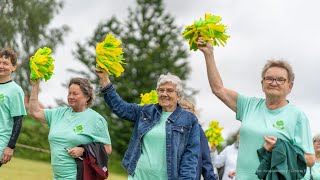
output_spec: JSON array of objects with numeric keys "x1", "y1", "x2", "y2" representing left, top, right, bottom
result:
[
  {"x1": 72, "y1": 0, "x2": 193, "y2": 156},
  {"x1": 0, "y1": 0, "x2": 70, "y2": 95},
  {"x1": 15, "y1": 116, "x2": 50, "y2": 162}
]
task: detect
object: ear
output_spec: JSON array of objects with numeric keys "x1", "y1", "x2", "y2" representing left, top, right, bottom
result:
[
  {"x1": 11, "y1": 65, "x2": 17, "y2": 72},
  {"x1": 288, "y1": 81, "x2": 294, "y2": 92}
]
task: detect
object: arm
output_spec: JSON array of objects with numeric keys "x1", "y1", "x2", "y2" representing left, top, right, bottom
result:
[
  {"x1": 200, "y1": 128, "x2": 217, "y2": 179},
  {"x1": 1, "y1": 116, "x2": 23, "y2": 164},
  {"x1": 96, "y1": 69, "x2": 142, "y2": 122},
  {"x1": 28, "y1": 79, "x2": 46, "y2": 123},
  {"x1": 198, "y1": 38, "x2": 238, "y2": 112},
  {"x1": 304, "y1": 154, "x2": 315, "y2": 167},
  {"x1": 179, "y1": 121, "x2": 200, "y2": 179},
  {"x1": 104, "y1": 144, "x2": 112, "y2": 155}
]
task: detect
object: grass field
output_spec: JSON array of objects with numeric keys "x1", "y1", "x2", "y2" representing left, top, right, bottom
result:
[{"x1": 0, "y1": 157, "x2": 126, "y2": 180}]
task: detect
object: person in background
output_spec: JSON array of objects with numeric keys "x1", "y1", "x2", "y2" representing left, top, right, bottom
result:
[
  {"x1": 96, "y1": 70, "x2": 200, "y2": 180},
  {"x1": 0, "y1": 48, "x2": 26, "y2": 166},
  {"x1": 28, "y1": 77, "x2": 111, "y2": 179},
  {"x1": 302, "y1": 134, "x2": 320, "y2": 180},
  {"x1": 179, "y1": 97, "x2": 218, "y2": 180},
  {"x1": 197, "y1": 37, "x2": 315, "y2": 180},
  {"x1": 211, "y1": 131, "x2": 239, "y2": 180}
]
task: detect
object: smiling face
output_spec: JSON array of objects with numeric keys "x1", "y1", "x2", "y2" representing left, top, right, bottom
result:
[
  {"x1": 157, "y1": 82, "x2": 180, "y2": 112},
  {"x1": 262, "y1": 67, "x2": 293, "y2": 99},
  {"x1": 67, "y1": 84, "x2": 90, "y2": 112},
  {"x1": 0, "y1": 56, "x2": 16, "y2": 80}
]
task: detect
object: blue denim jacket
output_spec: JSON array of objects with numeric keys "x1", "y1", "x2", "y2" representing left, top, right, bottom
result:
[
  {"x1": 196, "y1": 126, "x2": 218, "y2": 180},
  {"x1": 100, "y1": 84, "x2": 200, "y2": 180}
]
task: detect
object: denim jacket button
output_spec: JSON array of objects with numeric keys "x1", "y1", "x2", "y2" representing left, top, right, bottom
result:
[
  {"x1": 143, "y1": 118, "x2": 147, "y2": 121},
  {"x1": 181, "y1": 128, "x2": 184, "y2": 132}
]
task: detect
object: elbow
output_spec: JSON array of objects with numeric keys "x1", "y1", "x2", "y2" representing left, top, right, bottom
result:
[
  {"x1": 105, "y1": 145, "x2": 112, "y2": 155},
  {"x1": 305, "y1": 154, "x2": 315, "y2": 167}
]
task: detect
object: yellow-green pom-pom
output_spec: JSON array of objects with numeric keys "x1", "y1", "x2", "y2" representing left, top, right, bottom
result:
[
  {"x1": 29, "y1": 47, "x2": 55, "y2": 81},
  {"x1": 96, "y1": 34, "x2": 126, "y2": 77},
  {"x1": 182, "y1": 13, "x2": 230, "y2": 51},
  {"x1": 205, "y1": 120, "x2": 224, "y2": 146},
  {"x1": 139, "y1": 90, "x2": 158, "y2": 106}
]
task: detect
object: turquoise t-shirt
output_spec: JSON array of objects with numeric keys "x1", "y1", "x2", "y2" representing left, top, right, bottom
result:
[
  {"x1": 0, "y1": 81, "x2": 26, "y2": 159},
  {"x1": 44, "y1": 107, "x2": 111, "y2": 180},
  {"x1": 236, "y1": 95, "x2": 314, "y2": 180},
  {"x1": 128, "y1": 111, "x2": 171, "y2": 180},
  {"x1": 302, "y1": 162, "x2": 320, "y2": 180}
]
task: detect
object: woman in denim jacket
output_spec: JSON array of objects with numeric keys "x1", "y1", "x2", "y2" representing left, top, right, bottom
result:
[{"x1": 96, "y1": 70, "x2": 200, "y2": 180}]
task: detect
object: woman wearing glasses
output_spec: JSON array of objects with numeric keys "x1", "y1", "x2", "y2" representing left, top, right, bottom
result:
[
  {"x1": 302, "y1": 134, "x2": 320, "y2": 180},
  {"x1": 197, "y1": 37, "x2": 315, "y2": 180},
  {"x1": 96, "y1": 70, "x2": 200, "y2": 180}
]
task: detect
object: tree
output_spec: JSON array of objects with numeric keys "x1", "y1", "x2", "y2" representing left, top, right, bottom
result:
[
  {"x1": 0, "y1": 0, "x2": 70, "y2": 94},
  {"x1": 73, "y1": 0, "x2": 193, "y2": 155}
]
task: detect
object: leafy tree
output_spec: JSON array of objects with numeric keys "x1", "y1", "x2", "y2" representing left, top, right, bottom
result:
[
  {"x1": 72, "y1": 0, "x2": 193, "y2": 155},
  {"x1": 0, "y1": 0, "x2": 70, "y2": 94}
]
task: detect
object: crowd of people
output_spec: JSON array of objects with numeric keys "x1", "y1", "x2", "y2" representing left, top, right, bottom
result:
[{"x1": 0, "y1": 35, "x2": 318, "y2": 180}]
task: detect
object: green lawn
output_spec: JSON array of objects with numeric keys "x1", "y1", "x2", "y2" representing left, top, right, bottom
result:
[{"x1": 0, "y1": 157, "x2": 126, "y2": 180}]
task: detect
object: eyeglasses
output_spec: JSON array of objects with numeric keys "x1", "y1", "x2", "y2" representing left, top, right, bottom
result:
[
  {"x1": 156, "y1": 88, "x2": 176, "y2": 94},
  {"x1": 263, "y1": 76, "x2": 287, "y2": 85}
]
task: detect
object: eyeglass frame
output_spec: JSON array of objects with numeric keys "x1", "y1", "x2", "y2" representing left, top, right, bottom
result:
[
  {"x1": 156, "y1": 88, "x2": 177, "y2": 94},
  {"x1": 263, "y1": 76, "x2": 287, "y2": 85}
]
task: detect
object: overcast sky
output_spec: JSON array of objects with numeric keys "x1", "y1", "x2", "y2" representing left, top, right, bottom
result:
[{"x1": 41, "y1": 0, "x2": 320, "y2": 138}]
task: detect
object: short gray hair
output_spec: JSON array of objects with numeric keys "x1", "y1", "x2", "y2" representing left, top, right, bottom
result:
[
  {"x1": 156, "y1": 72, "x2": 183, "y2": 96},
  {"x1": 313, "y1": 134, "x2": 320, "y2": 142},
  {"x1": 261, "y1": 59, "x2": 295, "y2": 82}
]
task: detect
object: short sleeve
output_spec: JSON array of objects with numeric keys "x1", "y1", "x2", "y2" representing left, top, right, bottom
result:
[
  {"x1": 9, "y1": 88, "x2": 27, "y2": 117},
  {"x1": 91, "y1": 116, "x2": 111, "y2": 145},
  {"x1": 44, "y1": 107, "x2": 68, "y2": 128},
  {"x1": 293, "y1": 112, "x2": 314, "y2": 154},
  {"x1": 236, "y1": 94, "x2": 250, "y2": 122}
]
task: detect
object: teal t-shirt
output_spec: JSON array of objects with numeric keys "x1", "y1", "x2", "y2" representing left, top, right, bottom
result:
[
  {"x1": 128, "y1": 111, "x2": 171, "y2": 180},
  {"x1": 44, "y1": 107, "x2": 111, "y2": 180},
  {"x1": 302, "y1": 162, "x2": 320, "y2": 180},
  {"x1": 0, "y1": 81, "x2": 26, "y2": 159},
  {"x1": 236, "y1": 95, "x2": 314, "y2": 180}
]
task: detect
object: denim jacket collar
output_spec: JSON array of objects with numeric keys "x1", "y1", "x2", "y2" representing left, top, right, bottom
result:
[{"x1": 154, "y1": 103, "x2": 183, "y2": 123}]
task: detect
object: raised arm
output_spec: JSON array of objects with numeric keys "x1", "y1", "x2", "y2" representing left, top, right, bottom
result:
[
  {"x1": 198, "y1": 38, "x2": 238, "y2": 112},
  {"x1": 28, "y1": 79, "x2": 46, "y2": 123}
]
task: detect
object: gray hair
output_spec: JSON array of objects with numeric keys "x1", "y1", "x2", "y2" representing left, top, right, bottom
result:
[
  {"x1": 313, "y1": 134, "x2": 320, "y2": 142},
  {"x1": 68, "y1": 77, "x2": 94, "y2": 106},
  {"x1": 156, "y1": 72, "x2": 183, "y2": 96},
  {"x1": 261, "y1": 59, "x2": 295, "y2": 82}
]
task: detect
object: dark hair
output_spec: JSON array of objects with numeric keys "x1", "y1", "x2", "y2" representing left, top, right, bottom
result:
[
  {"x1": 0, "y1": 48, "x2": 18, "y2": 66},
  {"x1": 68, "y1": 77, "x2": 94, "y2": 106}
]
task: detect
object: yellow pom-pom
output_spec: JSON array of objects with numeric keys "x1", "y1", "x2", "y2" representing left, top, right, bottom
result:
[
  {"x1": 139, "y1": 90, "x2": 158, "y2": 106},
  {"x1": 29, "y1": 47, "x2": 55, "y2": 81},
  {"x1": 182, "y1": 13, "x2": 230, "y2": 51},
  {"x1": 205, "y1": 120, "x2": 224, "y2": 146},
  {"x1": 96, "y1": 34, "x2": 126, "y2": 77}
]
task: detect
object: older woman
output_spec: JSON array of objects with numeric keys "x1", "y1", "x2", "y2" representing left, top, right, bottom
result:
[
  {"x1": 28, "y1": 77, "x2": 112, "y2": 180},
  {"x1": 302, "y1": 134, "x2": 320, "y2": 180},
  {"x1": 179, "y1": 98, "x2": 217, "y2": 180},
  {"x1": 0, "y1": 48, "x2": 26, "y2": 166},
  {"x1": 96, "y1": 70, "x2": 200, "y2": 180},
  {"x1": 197, "y1": 38, "x2": 315, "y2": 179}
]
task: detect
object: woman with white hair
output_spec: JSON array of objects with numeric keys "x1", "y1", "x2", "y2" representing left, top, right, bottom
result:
[
  {"x1": 302, "y1": 134, "x2": 320, "y2": 180},
  {"x1": 96, "y1": 70, "x2": 200, "y2": 180}
]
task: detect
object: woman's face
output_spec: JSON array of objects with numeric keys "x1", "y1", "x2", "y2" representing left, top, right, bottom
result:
[
  {"x1": 180, "y1": 100, "x2": 195, "y2": 113},
  {"x1": 67, "y1": 84, "x2": 89, "y2": 111},
  {"x1": 157, "y1": 82, "x2": 180, "y2": 112},
  {"x1": 314, "y1": 138, "x2": 320, "y2": 153},
  {"x1": 262, "y1": 67, "x2": 293, "y2": 99},
  {"x1": 0, "y1": 57, "x2": 16, "y2": 78}
]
